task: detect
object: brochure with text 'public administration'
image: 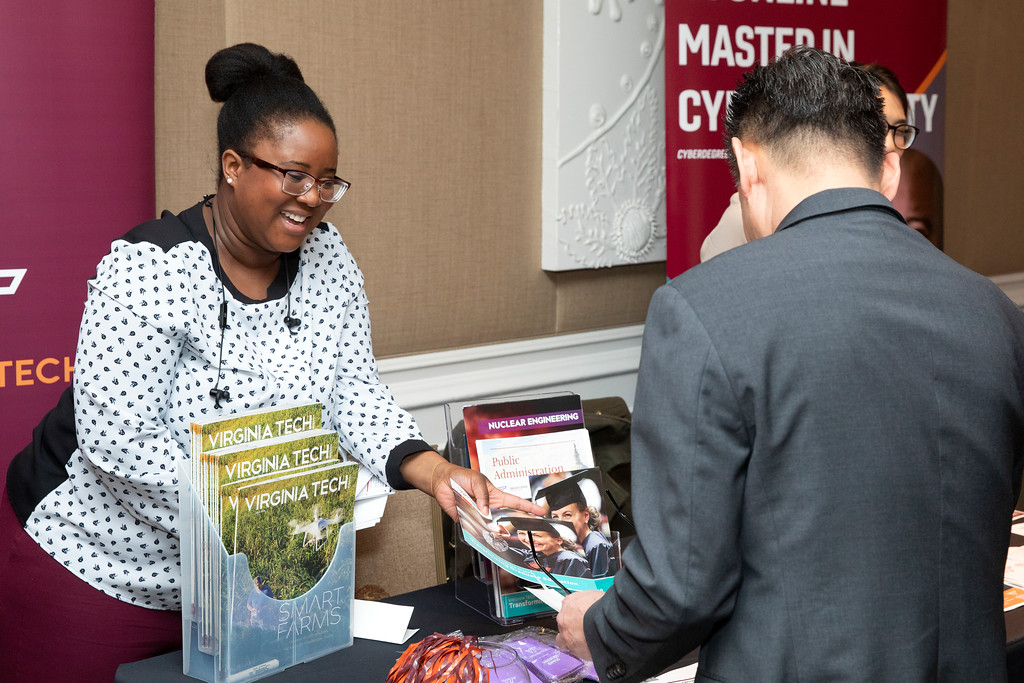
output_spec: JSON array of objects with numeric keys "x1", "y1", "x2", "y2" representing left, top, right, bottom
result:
[{"x1": 454, "y1": 393, "x2": 598, "y2": 618}]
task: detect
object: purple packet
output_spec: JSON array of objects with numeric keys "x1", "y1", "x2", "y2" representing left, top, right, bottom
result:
[
  {"x1": 504, "y1": 636, "x2": 585, "y2": 682},
  {"x1": 579, "y1": 659, "x2": 598, "y2": 681},
  {"x1": 477, "y1": 643, "x2": 535, "y2": 683}
]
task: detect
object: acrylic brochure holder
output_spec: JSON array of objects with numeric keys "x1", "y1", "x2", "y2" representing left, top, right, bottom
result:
[
  {"x1": 179, "y1": 466, "x2": 356, "y2": 683},
  {"x1": 444, "y1": 392, "x2": 579, "y2": 626}
]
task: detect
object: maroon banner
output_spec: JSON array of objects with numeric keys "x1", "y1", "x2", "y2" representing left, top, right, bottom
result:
[
  {"x1": 0, "y1": 2, "x2": 155, "y2": 467},
  {"x1": 665, "y1": 0, "x2": 947, "y2": 278}
]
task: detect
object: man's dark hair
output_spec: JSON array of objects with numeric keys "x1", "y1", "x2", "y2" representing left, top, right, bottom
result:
[{"x1": 724, "y1": 46, "x2": 887, "y2": 181}]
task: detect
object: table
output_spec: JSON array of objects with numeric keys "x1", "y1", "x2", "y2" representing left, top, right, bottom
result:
[
  {"x1": 117, "y1": 578, "x2": 1024, "y2": 682},
  {"x1": 1007, "y1": 607, "x2": 1024, "y2": 678},
  {"x1": 1005, "y1": 530, "x2": 1024, "y2": 679},
  {"x1": 114, "y1": 581, "x2": 559, "y2": 682}
]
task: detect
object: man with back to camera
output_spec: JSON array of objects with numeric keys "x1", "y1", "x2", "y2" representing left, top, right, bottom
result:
[
  {"x1": 555, "y1": 46, "x2": 1024, "y2": 682},
  {"x1": 699, "y1": 60, "x2": 918, "y2": 262}
]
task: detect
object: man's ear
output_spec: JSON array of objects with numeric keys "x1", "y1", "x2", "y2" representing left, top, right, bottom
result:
[
  {"x1": 732, "y1": 137, "x2": 760, "y2": 197},
  {"x1": 879, "y1": 150, "x2": 902, "y2": 201},
  {"x1": 733, "y1": 136, "x2": 773, "y2": 241}
]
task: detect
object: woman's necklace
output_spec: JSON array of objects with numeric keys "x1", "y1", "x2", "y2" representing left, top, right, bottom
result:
[{"x1": 205, "y1": 194, "x2": 300, "y2": 335}]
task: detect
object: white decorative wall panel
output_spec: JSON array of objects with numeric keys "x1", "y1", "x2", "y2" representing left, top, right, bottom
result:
[{"x1": 542, "y1": 0, "x2": 667, "y2": 271}]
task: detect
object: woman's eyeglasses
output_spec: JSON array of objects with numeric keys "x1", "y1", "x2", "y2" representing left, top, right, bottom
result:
[
  {"x1": 243, "y1": 154, "x2": 351, "y2": 203},
  {"x1": 888, "y1": 123, "x2": 919, "y2": 150}
]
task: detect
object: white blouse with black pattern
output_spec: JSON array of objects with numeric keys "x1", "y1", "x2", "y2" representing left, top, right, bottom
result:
[{"x1": 23, "y1": 200, "x2": 424, "y2": 610}]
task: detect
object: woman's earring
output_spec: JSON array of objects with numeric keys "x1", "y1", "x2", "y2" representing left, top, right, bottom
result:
[{"x1": 227, "y1": 178, "x2": 233, "y2": 184}]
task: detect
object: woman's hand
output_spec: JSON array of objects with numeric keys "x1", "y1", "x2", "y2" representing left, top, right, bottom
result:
[{"x1": 399, "y1": 451, "x2": 545, "y2": 520}]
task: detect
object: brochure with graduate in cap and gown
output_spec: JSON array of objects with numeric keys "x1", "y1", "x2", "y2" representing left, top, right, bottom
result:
[{"x1": 449, "y1": 468, "x2": 620, "y2": 594}]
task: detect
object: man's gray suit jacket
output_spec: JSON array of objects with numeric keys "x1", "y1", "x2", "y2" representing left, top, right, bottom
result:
[{"x1": 585, "y1": 189, "x2": 1024, "y2": 682}]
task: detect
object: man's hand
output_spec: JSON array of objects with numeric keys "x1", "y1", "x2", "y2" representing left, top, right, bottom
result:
[{"x1": 555, "y1": 590, "x2": 604, "y2": 662}]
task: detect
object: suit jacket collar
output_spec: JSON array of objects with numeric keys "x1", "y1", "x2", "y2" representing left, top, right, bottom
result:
[{"x1": 775, "y1": 188, "x2": 907, "y2": 234}]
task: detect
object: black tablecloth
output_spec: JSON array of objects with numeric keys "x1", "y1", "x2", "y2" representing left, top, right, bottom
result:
[
  {"x1": 114, "y1": 581, "x2": 558, "y2": 682},
  {"x1": 116, "y1": 577, "x2": 1024, "y2": 682},
  {"x1": 1005, "y1": 531, "x2": 1024, "y2": 680}
]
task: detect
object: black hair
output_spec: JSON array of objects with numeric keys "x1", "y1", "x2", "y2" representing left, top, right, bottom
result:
[
  {"x1": 724, "y1": 46, "x2": 887, "y2": 181},
  {"x1": 205, "y1": 43, "x2": 336, "y2": 179},
  {"x1": 856, "y1": 62, "x2": 909, "y2": 119}
]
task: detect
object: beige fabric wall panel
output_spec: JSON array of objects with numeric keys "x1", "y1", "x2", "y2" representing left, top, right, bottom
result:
[
  {"x1": 945, "y1": 0, "x2": 1024, "y2": 276},
  {"x1": 554, "y1": 263, "x2": 664, "y2": 333},
  {"x1": 155, "y1": 1, "x2": 224, "y2": 212}
]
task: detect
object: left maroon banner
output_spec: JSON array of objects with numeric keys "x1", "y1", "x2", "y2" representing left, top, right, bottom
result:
[{"x1": 0, "y1": 2, "x2": 155, "y2": 468}]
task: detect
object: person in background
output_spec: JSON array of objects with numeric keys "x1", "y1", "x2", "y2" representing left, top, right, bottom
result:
[
  {"x1": 555, "y1": 46, "x2": 1024, "y2": 682},
  {"x1": 0, "y1": 42, "x2": 541, "y2": 682},
  {"x1": 699, "y1": 60, "x2": 919, "y2": 262},
  {"x1": 893, "y1": 147, "x2": 944, "y2": 249}
]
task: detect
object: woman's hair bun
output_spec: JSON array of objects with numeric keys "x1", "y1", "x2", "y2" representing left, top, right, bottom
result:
[
  {"x1": 205, "y1": 43, "x2": 304, "y2": 103},
  {"x1": 205, "y1": 42, "x2": 334, "y2": 176}
]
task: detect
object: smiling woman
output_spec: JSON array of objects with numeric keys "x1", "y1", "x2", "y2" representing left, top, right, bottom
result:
[
  {"x1": 1, "y1": 41, "x2": 542, "y2": 681},
  {"x1": 213, "y1": 119, "x2": 341, "y2": 293},
  {"x1": 203, "y1": 43, "x2": 342, "y2": 295}
]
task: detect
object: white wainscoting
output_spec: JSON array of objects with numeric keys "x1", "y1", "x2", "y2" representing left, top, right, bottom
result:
[
  {"x1": 379, "y1": 272, "x2": 1024, "y2": 450},
  {"x1": 377, "y1": 325, "x2": 643, "y2": 449}
]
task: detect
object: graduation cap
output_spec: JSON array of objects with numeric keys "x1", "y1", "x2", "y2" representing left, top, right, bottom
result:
[
  {"x1": 534, "y1": 469, "x2": 603, "y2": 513},
  {"x1": 497, "y1": 516, "x2": 578, "y2": 544}
]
